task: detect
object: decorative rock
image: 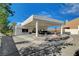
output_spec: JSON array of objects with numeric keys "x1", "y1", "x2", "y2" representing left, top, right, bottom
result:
[{"x1": 19, "y1": 35, "x2": 72, "y2": 56}]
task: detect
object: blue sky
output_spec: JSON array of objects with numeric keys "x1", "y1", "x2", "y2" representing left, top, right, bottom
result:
[{"x1": 8, "y1": 3, "x2": 79, "y2": 24}]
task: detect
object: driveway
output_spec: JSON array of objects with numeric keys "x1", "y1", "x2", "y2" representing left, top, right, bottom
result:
[
  {"x1": 13, "y1": 34, "x2": 46, "y2": 50},
  {"x1": 1, "y1": 35, "x2": 20, "y2": 56}
]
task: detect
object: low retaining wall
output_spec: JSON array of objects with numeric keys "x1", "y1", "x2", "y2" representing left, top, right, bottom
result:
[{"x1": 65, "y1": 29, "x2": 79, "y2": 35}]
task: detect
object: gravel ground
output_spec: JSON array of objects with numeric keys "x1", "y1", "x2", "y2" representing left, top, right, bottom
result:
[
  {"x1": 19, "y1": 40, "x2": 73, "y2": 56},
  {"x1": 61, "y1": 35, "x2": 79, "y2": 56},
  {"x1": 0, "y1": 33, "x2": 75, "y2": 56},
  {"x1": 13, "y1": 34, "x2": 74, "y2": 56}
]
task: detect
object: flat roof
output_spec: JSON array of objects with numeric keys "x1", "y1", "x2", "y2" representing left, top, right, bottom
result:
[{"x1": 21, "y1": 15, "x2": 64, "y2": 27}]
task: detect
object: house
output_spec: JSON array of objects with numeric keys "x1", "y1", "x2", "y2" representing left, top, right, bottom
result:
[
  {"x1": 64, "y1": 18, "x2": 79, "y2": 35},
  {"x1": 14, "y1": 15, "x2": 64, "y2": 37}
]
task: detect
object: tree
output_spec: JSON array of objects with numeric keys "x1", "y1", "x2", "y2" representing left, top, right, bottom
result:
[
  {"x1": 8, "y1": 22, "x2": 16, "y2": 30},
  {"x1": 0, "y1": 3, "x2": 13, "y2": 35}
]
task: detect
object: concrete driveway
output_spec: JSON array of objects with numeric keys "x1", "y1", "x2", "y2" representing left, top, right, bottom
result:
[{"x1": 13, "y1": 34, "x2": 46, "y2": 50}]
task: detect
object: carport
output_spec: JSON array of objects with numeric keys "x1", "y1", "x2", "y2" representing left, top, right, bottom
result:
[{"x1": 21, "y1": 15, "x2": 64, "y2": 37}]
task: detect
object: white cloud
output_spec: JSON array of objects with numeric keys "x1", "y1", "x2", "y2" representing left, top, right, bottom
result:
[
  {"x1": 61, "y1": 3, "x2": 79, "y2": 14},
  {"x1": 37, "y1": 11, "x2": 52, "y2": 18}
]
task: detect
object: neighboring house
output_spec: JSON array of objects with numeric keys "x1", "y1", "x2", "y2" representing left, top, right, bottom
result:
[{"x1": 64, "y1": 18, "x2": 79, "y2": 35}]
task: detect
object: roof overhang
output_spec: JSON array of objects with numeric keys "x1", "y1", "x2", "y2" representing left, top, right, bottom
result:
[{"x1": 21, "y1": 15, "x2": 64, "y2": 28}]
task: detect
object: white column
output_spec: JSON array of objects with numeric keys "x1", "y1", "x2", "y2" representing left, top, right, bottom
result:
[
  {"x1": 78, "y1": 25, "x2": 79, "y2": 30},
  {"x1": 78, "y1": 25, "x2": 79, "y2": 34},
  {"x1": 60, "y1": 25, "x2": 63, "y2": 35},
  {"x1": 36, "y1": 21, "x2": 38, "y2": 37}
]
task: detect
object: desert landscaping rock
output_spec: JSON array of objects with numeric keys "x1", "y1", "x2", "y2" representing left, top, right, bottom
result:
[
  {"x1": 19, "y1": 40, "x2": 65, "y2": 56},
  {"x1": 13, "y1": 34, "x2": 74, "y2": 56}
]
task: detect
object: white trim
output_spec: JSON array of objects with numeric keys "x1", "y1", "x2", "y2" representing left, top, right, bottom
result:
[{"x1": 21, "y1": 15, "x2": 34, "y2": 26}]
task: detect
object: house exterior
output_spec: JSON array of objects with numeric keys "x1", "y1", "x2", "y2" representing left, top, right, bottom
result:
[
  {"x1": 14, "y1": 15, "x2": 64, "y2": 37},
  {"x1": 64, "y1": 18, "x2": 79, "y2": 35}
]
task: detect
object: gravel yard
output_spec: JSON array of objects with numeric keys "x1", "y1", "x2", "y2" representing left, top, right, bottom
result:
[
  {"x1": 0, "y1": 33, "x2": 76, "y2": 56},
  {"x1": 13, "y1": 34, "x2": 74, "y2": 56}
]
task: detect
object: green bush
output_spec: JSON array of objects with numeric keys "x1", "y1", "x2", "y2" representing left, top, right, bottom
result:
[{"x1": 0, "y1": 29, "x2": 13, "y2": 36}]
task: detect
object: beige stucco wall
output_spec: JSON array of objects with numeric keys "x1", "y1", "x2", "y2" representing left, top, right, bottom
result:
[{"x1": 14, "y1": 26, "x2": 23, "y2": 35}]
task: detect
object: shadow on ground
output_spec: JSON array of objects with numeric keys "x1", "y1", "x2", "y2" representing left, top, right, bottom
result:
[
  {"x1": 0, "y1": 36, "x2": 20, "y2": 56},
  {"x1": 15, "y1": 41, "x2": 30, "y2": 44}
]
